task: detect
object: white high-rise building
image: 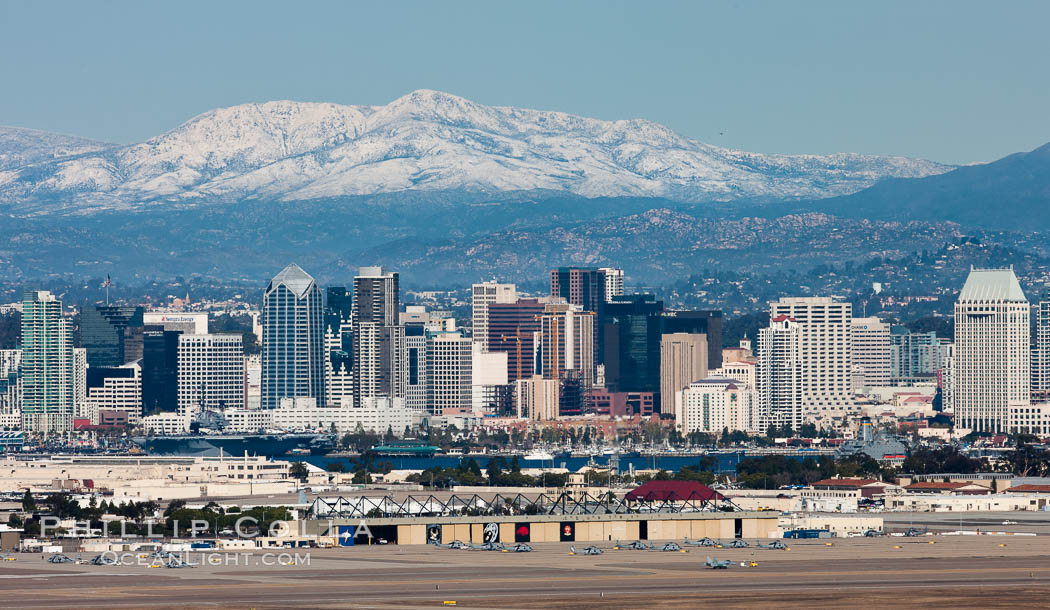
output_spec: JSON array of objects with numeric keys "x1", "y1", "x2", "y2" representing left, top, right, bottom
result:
[
  {"x1": 599, "y1": 268, "x2": 625, "y2": 302},
  {"x1": 953, "y1": 268, "x2": 1030, "y2": 432},
  {"x1": 353, "y1": 266, "x2": 404, "y2": 407},
  {"x1": 851, "y1": 317, "x2": 891, "y2": 391},
  {"x1": 756, "y1": 315, "x2": 803, "y2": 433},
  {"x1": 676, "y1": 377, "x2": 759, "y2": 436},
  {"x1": 659, "y1": 333, "x2": 709, "y2": 416},
  {"x1": 471, "y1": 281, "x2": 517, "y2": 351},
  {"x1": 177, "y1": 334, "x2": 245, "y2": 417},
  {"x1": 426, "y1": 332, "x2": 473, "y2": 415},
  {"x1": 768, "y1": 297, "x2": 854, "y2": 426}
]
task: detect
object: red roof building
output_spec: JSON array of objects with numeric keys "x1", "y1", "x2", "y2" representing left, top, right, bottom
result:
[
  {"x1": 810, "y1": 478, "x2": 888, "y2": 498},
  {"x1": 625, "y1": 480, "x2": 724, "y2": 503},
  {"x1": 903, "y1": 481, "x2": 990, "y2": 495},
  {"x1": 1006, "y1": 484, "x2": 1050, "y2": 494}
]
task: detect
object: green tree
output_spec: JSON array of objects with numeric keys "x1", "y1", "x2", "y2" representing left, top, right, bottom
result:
[
  {"x1": 21, "y1": 489, "x2": 36, "y2": 513},
  {"x1": 325, "y1": 461, "x2": 347, "y2": 473},
  {"x1": 289, "y1": 462, "x2": 310, "y2": 481}
]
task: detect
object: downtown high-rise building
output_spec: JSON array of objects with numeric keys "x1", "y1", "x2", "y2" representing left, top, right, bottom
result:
[
  {"x1": 262, "y1": 264, "x2": 326, "y2": 409},
  {"x1": 1033, "y1": 289, "x2": 1050, "y2": 402},
  {"x1": 756, "y1": 315, "x2": 804, "y2": 433},
  {"x1": 80, "y1": 305, "x2": 144, "y2": 368},
  {"x1": 177, "y1": 334, "x2": 245, "y2": 417},
  {"x1": 768, "y1": 297, "x2": 853, "y2": 426},
  {"x1": 21, "y1": 291, "x2": 75, "y2": 434},
  {"x1": 659, "y1": 332, "x2": 709, "y2": 416},
  {"x1": 352, "y1": 266, "x2": 405, "y2": 406},
  {"x1": 550, "y1": 267, "x2": 609, "y2": 365},
  {"x1": 537, "y1": 302, "x2": 595, "y2": 388},
  {"x1": 890, "y1": 328, "x2": 951, "y2": 383},
  {"x1": 141, "y1": 326, "x2": 182, "y2": 415},
  {"x1": 471, "y1": 281, "x2": 517, "y2": 351},
  {"x1": 850, "y1": 317, "x2": 891, "y2": 391},
  {"x1": 602, "y1": 295, "x2": 664, "y2": 394},
  {"x1": 426, "y1": 331, "x2": 473, "y2": 415},
  {"x1": 487, "y1": 299, "x2": 545, "y2": 383},
  {"x1": 954, "y1": 268, "x2": 1030, "y2": 432},
  {"x1": 598, "y1": 267, "x2": 624, "y2": 302},
  {"x1": 324, "y1": 286, "x2": 354, "y2": 408}
]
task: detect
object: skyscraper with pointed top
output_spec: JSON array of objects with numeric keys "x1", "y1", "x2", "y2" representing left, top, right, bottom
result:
[{"x1": 262, "y1": 264, "x2": 325, "y2": 409}]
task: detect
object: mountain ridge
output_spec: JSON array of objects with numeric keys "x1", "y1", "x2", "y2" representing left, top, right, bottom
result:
[{"x1": 0, "y1": 90, "x2": 952, "y2": 214}]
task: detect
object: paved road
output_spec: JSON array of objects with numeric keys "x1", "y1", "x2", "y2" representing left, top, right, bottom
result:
[{"x1": 3, "y1": 538, "x2": 1049, "y2": 608}]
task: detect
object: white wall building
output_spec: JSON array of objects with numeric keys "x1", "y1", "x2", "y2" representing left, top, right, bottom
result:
[
  {"x1": 953, "y1": 268, "x2": 1030, "y2": 432},
  {"x1": 143, "y1": 312, "x2": 208, "y2": 335},
  {"x1": 712, "y1": 360, "x2": 756, "y2": 392},
  {"x1": 269, "y1": 397, "x2": 415, "y2": 434},
  {"x1": 599, "y1": 267, "x2": 625, "y2": 302},
  {"x1": 223, "y1": 408, "x2": 274, "y2": 433},
  {"x1": 756, "y1": 316, "x2": 804, "y2": 433},
  {"x1": 140, "y1": 412, "x2": 191, "y2": 435},
  {"x1": 768, "y1": 297, "x2": 854, "y2": 427},
  {"x1": 177, "y1": 334, "x2": 245, "y2": 417},
  {"x1": 1007, "y1": 401, "x2": 1050, "y2": 436},
  {"x1": 676, "y1": 377, "x2": 759, "y2": 436},
  {"x1": 471, "y1": 281, "x2": 517, "y2": 351},
  {"x1": 427, "y1": 332, "x2": 473, "y2": 415},
  {"x1": 851, "y1": 317, "x2": 891, "y2": 391},
  {"x1": 537, "y1": 302, "x2": 594, "y2": 388},
  {"x1": 84, "y1": 361, "x2": 142, "y2": 425}
]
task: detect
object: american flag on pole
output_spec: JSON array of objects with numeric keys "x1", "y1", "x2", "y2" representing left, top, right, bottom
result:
[{"x1": 101, "y1": 274, "x2": 111, "y2": 288}]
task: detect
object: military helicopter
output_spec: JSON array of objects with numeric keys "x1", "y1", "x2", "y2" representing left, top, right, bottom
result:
[
  {"x1": 683, "y1": 537, "x2": 719, "y2": 547},
  {"x1": 569, "y1": 545, "x2": 603, "y2": 556}
]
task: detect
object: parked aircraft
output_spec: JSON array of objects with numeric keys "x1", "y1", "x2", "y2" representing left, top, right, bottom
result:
[
  {"x1": 652, "y1": 542, "x2": 685, "y2": 552},
  {"x1": 508, "y1": 543, "x2": 532, "y2": 552},
  {"x1": 47, "y1": 554, "x2": 74, "y2": 564},
  {"x1": 89, "y1": 554, "x2": 119, "y2": 566},
  {"x1": 432, "y1": 540, "x2": 470, "y2": 550},
  {"x1": 614, "y1": 540, "x2": 650, "y2": 550},
  {"x1": 726, "y1": 539, "x2": 749, "y2": 548},
  {"x1": 569, "y1": 545, "x2": 603, "y2": 555},
  {"x1": 758, "y1": 540, "x2": 789, "y2": 550},
  {"x1": 683, "y1": 537, "x2": 719, "y2": 547},
  {"x1": 705, "y1": 556, "x2": 732, "y2": 569}
]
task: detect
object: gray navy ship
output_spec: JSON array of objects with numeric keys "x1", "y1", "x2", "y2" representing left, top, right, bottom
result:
[{"x1": 131, "y1": 433, "x2": 336, "y2": 457}]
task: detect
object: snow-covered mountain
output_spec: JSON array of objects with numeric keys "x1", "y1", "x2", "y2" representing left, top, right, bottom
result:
[
  {"x1": 0, "y1": 90, "x2": 953, "y2": 213},
  {"x1": 0, "y1": 126, "x2": 113, "y2": 171}
]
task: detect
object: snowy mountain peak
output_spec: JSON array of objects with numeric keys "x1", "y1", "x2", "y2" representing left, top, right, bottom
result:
[{"x1": 0, "y1": 91, "x2": 954, "y2": 213}]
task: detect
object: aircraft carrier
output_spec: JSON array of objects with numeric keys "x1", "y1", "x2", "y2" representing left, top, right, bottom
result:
[{"x1": 130, "y1": 433, "x2": 336, "y2": 457}]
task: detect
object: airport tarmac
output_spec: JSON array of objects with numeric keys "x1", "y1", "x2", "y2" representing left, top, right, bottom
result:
[{"x1": 2, "y1": 536, "x2": 1049, "y2": 608}]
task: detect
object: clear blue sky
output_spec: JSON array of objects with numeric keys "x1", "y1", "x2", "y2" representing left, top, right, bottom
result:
[{"x1": 1, "y1": 0, "x2": 1047, "y2": 164}]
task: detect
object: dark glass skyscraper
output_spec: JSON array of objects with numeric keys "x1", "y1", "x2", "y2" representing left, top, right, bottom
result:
[
  {"x1": 602, "y1": 295, "x2": 664, "y2": 393},
  {"x1": 262, "y1": 263, "x2": 326, "y2": 409},
  {"x1": 550, "y1": 267, "x2": 609, "y2": 365},
  {"x1": 81, "y1": 305, "x2": 144, "y2": 368},
  {"x1": 142, "y1": 326, "x2": 181, "y2": 414}
]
